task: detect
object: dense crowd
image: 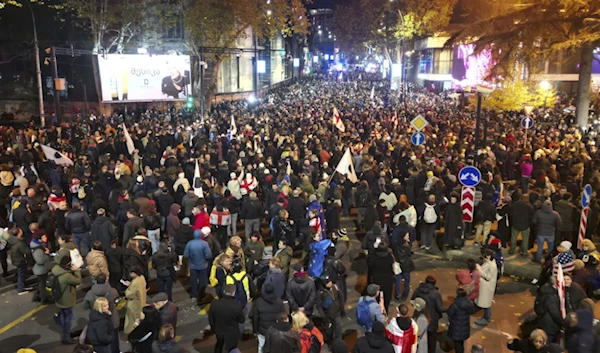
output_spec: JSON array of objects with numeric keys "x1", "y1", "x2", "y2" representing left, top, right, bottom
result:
[{"x1": 1, "y1": 71, "x2": 600, "y2": 353}]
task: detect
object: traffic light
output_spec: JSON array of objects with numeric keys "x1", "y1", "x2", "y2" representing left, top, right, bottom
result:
[{"x1": 187, "y1": 96, "x2": 194, "y2": 109}]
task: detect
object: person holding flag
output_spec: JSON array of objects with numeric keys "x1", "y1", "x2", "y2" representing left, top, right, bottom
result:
[
  {"x1": 535, "y1": 268, "x2": 566, "y2": 343},
  {"x1": 332, "y1": 107, "x2": 345, "y2": 133}
]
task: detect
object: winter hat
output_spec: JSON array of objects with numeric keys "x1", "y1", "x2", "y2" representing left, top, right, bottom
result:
[
  {"x1": 201, "y1": 226, "x2": 211, "y2": 236},
  {"x1": 331, "y1": 339, "x2": 348, "y2": 353},
  {"x1": 372, "y1": 321, "x2": 386, "y2": 335},
  {"x1": 60, "y1": 256, "x2": 72, "y2": 267},
  {"x1": 230, "y1": 172, "x2": 236, "y2": 179},
  {"x1": 338, "y1": 228, "x2": 347, "y2": 237},
  {"x1": 426, "y1": 171, "x2": 434, "y2": 178},
  {"x1": 152, "y1": 292, "x2": 168, "y2": 302},
  {"x1": 292, "y1": 263, "x2": 303, "y2": 272},
  {"x1": 559, "y1": 241, "x2": 572, "y2": 251},
  {"x1": 263, "y1": 283, "x2": 275, "y2": 294},
  {"x1": 411, "y1": 297, "x2": 427, "y2": 311},
  {"x1": 182, "y1": 217, "x2": 191, "y2": 225},
  {"x1": 137, "y1": 175, "x2": 143, "y2": 183}
]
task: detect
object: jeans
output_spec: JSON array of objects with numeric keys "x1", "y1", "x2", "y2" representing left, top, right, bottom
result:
[
  {"x1": 395, "y1": 272, "x2": 411, "y2": 298},
  {"x1": 475, "y1": 221, "x2": 492, "y2": 243},
  {"x1": 342, "y1": 195, "x2": 351, "y2": 216},
  {"x1": 111, "y1": 328, "x2": 120, "y2": 353},
  {"x1": 536, "y1": 235, "x2": 555, "y2": 261},
  {"x1": 59, "y1": 308, "x2": 74, "y2": 343},
  {"x1": 161, "y1": 216, "x2": 167, "y2": 232},
  {"x1": 17, "y1": 264, "x2": 26, "y2": 292},
  {"x1": 483, "y1": 307, "x2": 491, "y2": 321},
  {"x1": 228, "y1": 213, "x2": 238, "y2": 236},
  {"x1": 257, "y1": 334, "x2": 265, "y2": 353},
  {"x1": 331, "y1": 315, "x2": 343, "y2": 341},
  {"x1": 72, "y1": 231, "x2": 90, "y2": 258},
  {"x1": 510, "y1": 228, "x2": 530, "y2": 255},
  {"x1": 244, "y1": 218, "x2": 260, "y2": 239},
  {"x1": 521, "y1": 176, "x2": 531, "y2": 194},
  {"x1": 420, "y1": 223, "x2": 436, "y2": 248},
  {"x1": 190, "y1": 268, "x2": 208, "y2": 299},
  {"x1": 157, "y1": 276, "x2": 174, "y2": 301},
  {"x1": 147, "y1": 229, "x2": 161, "y2": 255}
]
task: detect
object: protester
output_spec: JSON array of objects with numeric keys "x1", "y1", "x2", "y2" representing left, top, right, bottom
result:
[
  {"x1": 151, "y1": 324, "x2": 190, "y2": 353},
  {"x1": 209, "y1": 284, "x2": 246, "y2": 353},
  {"x1": 52, "y1": 256, "x2": 82, "y2": 345},
  {"x1": 475, "y1": 249, "x2": 498, "y2": 326},
  {"x1": 153, "y1": 292, "x2": 178, "y2": 334},
  {"x1": 123, "y1": 267, "x2": 147, "y2": 335},
  {"x1": 86, "y1": 297, "x2": 114, "y2": 353},
  {"x1": 83, "y1": 273, "x2": 120, "y2": 353},
  {"x1": 263, "y1": 312, "x2": 301, "y2": 353},
  {"x1": 447, "y1": 287, "x2": 476, "y2": 353},
  {"x1": 251, "y1": 283, "x2": 286, "y2": 353},
  {"x1": 286, "y1": 263, "x2": 317, "y2": 316},
  {"x1": 87, "y1": 241, "x2": 109, "y2": 278},
  {"x1": 385, "y1": 303, "x2": 418, "y2": 353},
  {"x1": 353, "y1": 320, "x2": 395, "y2": 353},
  {"x1": 357, "y1": 284, "x2": 386, "y2": 332},
  {"x1": 316, "y1": 273, "x2": 345, "y2": 342},
  {"x1": 30, "y1": 232, "x2": 51, "y2": 302},
  {"x1": 183, "y1": 229, "x2": 212, "y2": 302},
  {"x1": 153, "y1": 243, "x2": 178, "y2": 301},
  {"x1": 411, "y1": 276, "x2": 446, "y2": 353}
]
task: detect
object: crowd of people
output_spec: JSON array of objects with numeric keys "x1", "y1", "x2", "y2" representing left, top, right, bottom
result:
[{"x1": 0, "y1": 71, "x2": 599, "y2": 353}]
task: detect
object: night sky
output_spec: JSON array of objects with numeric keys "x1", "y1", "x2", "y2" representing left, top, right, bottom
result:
[{"x1": 311, "y1": 0, "x2": 339, "y2": 9}]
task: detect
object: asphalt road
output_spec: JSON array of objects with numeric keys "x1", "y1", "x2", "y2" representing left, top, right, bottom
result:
[{"x1": 0, "y1": 220, "x2": 537, "y2": 353}]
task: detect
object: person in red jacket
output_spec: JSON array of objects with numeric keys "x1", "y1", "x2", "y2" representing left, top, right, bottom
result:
[
  {"x1": 193, "y1": 203, "x2": 210, "y2": 231},
  {"x1": 210, "y1": 202, "x2": 231, "y2": 250},
  {"x1": 455, "y1": 258, "x2": 479, "y2": 301}
]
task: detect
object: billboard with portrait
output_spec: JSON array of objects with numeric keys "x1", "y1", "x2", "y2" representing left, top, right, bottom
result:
[
  {"x1": 98, "y1": 54, "x2": 192, "y2": 102},
  {"x1": 451, "y1": 44, "x2": 494, "y2": 87}
]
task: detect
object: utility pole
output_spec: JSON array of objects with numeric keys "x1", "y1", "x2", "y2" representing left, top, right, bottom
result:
[
  {"x1": 47, "y1": 46, "x2": 61, "y2": 123},
  {"x1": 474, "y1": 92, "x2": 482, "y2": 166},
  {"x1": 27, "y1": 2, "x2": 45, "y2": 127}
]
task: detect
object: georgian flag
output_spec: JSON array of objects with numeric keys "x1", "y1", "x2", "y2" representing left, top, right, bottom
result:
[
  {"x1": 193, "y1": 160, "x2": 204, "y2": 199},
  {"x1": 392, "y1": 111, "x2": 398, "y2": 129},
  {"x1": 122, "y1": 123, "x2": 135, "y2": 155},
  {"x1": 556, "y1": 263, "x2": 567, "y2": 319},
  {"x1": 332, "y1": 106, "x2": 345, "y2": 132},
  {"x1": 228, "y1": 115, "x2": 237, "y2": 141},
  {"x1": 40, "y1": 144, "x2": 74, "y2": 166},
  {"x1": 334, "y1": 148, "x2": 358, "y2": 183}
]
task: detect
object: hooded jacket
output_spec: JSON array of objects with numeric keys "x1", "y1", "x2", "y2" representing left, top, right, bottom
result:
[
  {"x1": 509, "y1": 199, "x2": 535, "y2": 231},
  {"x1": 84, "y1": 281, "x2": 120, "y2": 328},
  {"x1": 9, "y1": 235, "x2": 29, "y2": 267},
  {"x1": 566, "y1": 309, "x2": 594, "y2": 353},
  {"x1": 174, "y1": 224, "x2": 194, "y2": 255},
  {"x1": 264, "y1": 321, "x2": 301, "y2": 353},
  {"x1": 286, "y1": 273, "x2": 316, "y2": 315},
  {"x1": 411, "y1": 282, "x2": 445, "y2": 332},
  {"x1": 173, "y1": 173, "x2": 190, "y2": 193},
  {"x1": 91, "y1": 215, "x2": 116, "y2": 251},
  {"x1": 251, "y1": 288, "x2": 286, "y2": 336},
  {"x1": 166, "y1": 204, "x2": 182, "y2": 238},
  {"x1": 30, "y1": 239, "x2": 50, "y2": 276},
  {"x1": 51, "y1": 264, "x2": 82, "y2": 309},
  {"x1": 447, "y1": 296, "x2": 476, "y2": 341},
  {"x1": 554, "y1": 199, "x2": 577, "y2": 232},
  {"x1": 532, "y1": 201, "x2": 562, "y2": 237},
  {"x1": 385, "y1": 317, "x2": 418, "y2": 353},
  {"x1": 536, "y1": 283, "x2": 564, "y2": 335},
  {"x1": 353, "y1": 331, "x2": 395, "y2": 353},
  {"x1": 86, "y1": 310, "x2": 114, "y2": 347},
  {"x1": 86, "y1": 249, "x2": 109, "y2": 278},
  {"x1": 183, "y1": 229, "x2": 212, "y2": 270}
]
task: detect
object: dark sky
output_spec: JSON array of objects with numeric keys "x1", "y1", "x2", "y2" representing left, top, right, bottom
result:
[{"x1": 311, "y1": 0, "x2": 339, "y2": 9}]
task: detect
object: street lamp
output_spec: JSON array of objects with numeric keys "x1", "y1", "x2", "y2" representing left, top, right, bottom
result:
[{"x1": 540, "y1": 80, "x2": 551, "y2": 107}]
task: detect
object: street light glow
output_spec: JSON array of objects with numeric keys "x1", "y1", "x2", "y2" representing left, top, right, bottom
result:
[
  {"x1": 266, "y1": 10, "x2": 272, "y2": 15},
  {"x1": 540, "y1": 80, "x2": 551, "y2": 91}
]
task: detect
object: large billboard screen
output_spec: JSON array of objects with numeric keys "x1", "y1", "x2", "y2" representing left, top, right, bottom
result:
[
  {"x1": 98, "y1": 54, "x2": 192, "y2": 102},
  {"x1": 451, "y1": 44, "x2": 494, "y2": 87}
]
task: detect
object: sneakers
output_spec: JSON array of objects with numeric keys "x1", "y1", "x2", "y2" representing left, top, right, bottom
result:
[
  {"x1": 531, "y1": 278, "x2": 539, "y2": 285},
  {"x1": 420, "y1": 245, "x2": 426, "y2": 250},
  {"x1": 474, "y1": 317, "x2": 489, "y2": 326},
  {"x1": 18, "y1": 287, "x2": 33, "y2": 295},
  {"x1": 425, "y1": 246, "x2": 431, "y2": 251},
  {"x1": 474, "y1": 242, "x2": 480, "y2": 247},
  {"x1": 53, "y1": 312, "x2": 61, "y2": 326}
]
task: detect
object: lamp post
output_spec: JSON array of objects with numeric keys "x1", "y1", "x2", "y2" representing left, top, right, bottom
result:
[{"x1": 27, "y1": 1, "x2": 45, "y2": 127}]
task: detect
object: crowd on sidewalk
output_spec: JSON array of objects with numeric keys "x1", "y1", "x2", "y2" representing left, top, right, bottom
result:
[{"x1": 1, "y1": 71, "x2": 599, "y2": 353}]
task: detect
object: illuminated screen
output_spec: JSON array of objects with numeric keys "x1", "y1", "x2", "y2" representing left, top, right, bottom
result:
[
  {"x1": 451, "y1": 44, "x2": 494, "y2": 87},
  {"x1": 98, "y1": 54, "x2": 192, "y2": 102},
  {"x1": 258, "y1": 60, "x2": 266, "y2": 74}
]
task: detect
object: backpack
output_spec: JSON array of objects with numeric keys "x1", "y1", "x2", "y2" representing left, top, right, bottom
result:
[
  {"x1": 77, "y1": 185, "x2": 86, "y2": 199},
  {"x1": 45, "y1": 272, "x2": 66, "y2": 302},
  {"x1": 423, "y1": 204, "x2": 437, "y2": 224},
  {"x1": 356, "y1": 297, "x2": 376, "y2": 330},
  {"x1": 300, "y1": 327, "x2": 323, "y2": 353},
  {"x1": 70, "y1": 248, "x2": 84, "y2": 270},
  {"x1": 229, "y1": 274, "x2": 248, "y2": 308}
]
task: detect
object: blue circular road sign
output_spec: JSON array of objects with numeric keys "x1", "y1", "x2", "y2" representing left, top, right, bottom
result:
[
  {"x1": 458, "y1": 166, "x2": 482, "y2": 187},
  {"x1": 411, "y1": 132, "x2": 425, "y2": 146},
  {"x1": 521, "y1": 116, "x2": 534, "y2": 129}
]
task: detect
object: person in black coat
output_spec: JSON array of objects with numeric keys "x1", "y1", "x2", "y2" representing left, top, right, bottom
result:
[
  {"x1": 153, "y1": 292, "x2": 178, "y2": 334},
  {"x1": 443, "y1": 192, "x2": 463, "y2": 250},
  {"x1": 535, "y1": 282, "x2": 564, "y2": 343},
  {"x1": 505, "y1": 328, "x2": 548, "y2": 353},
  {"x1": 325, "y1": 198, "x2": 341, "y2": 233},
  {"x1": 250, "y1": 283, "x2": 285, "y2": 352},
  {"x1": 565, "y1": 309, "x2": 594, "y2": 353},
  {"x1": 86, "y1": 297, "x2": 114, "y2": 353},
  {"x1": 105, "y1": 239, "x2": 124, "y2": 292},
  {"x1": 286, "y1": 263, "x2": 317, "y2": 316},
  {"x1": 208, "y1": 284, "x2": 245, "y2": 353},
  {"x1": 152, "y1": 244, "x2": 178, "y2": 301},
  {"x1": 392, "y1": 233, "x2": 414, "y2": 302},
  {"x1": 353, "y1": 321, "x2": 394, "y2": 353},
  {"x1": 447, "y1": 287, "x2": 476, "y2": 353},
  {"x1": 91, "y1": 208, "x2": 116, "y2": 251},
  {"x1": 13, "y1": 198, "x2": 34, "y2": 241},
  {"x1": 411, "y1": 276, "x2": 446, "y2": 353},
  {"x1": 123, "y1": 241, "x2": 147, "y2": 281},
  {"x1": 151, "y1": 324, "x2": 190, "y2": 353},
  {"x1": 367, "y1": 243, "x2": 394, "y2": 312},
  {"x1": 263, "y1": 312, "x2": 301, "y2": 353},
  {"x1": 129, "y1": 305, "x2": 162, "y2": 353}
]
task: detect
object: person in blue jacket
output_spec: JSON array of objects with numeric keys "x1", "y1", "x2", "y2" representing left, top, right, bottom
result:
[
  {"x1": 308, "y1": 232, "x2": 332, "y2": 279},
  {"x1": 184, "y1": 229, "x2": 212, "y2": 301}
]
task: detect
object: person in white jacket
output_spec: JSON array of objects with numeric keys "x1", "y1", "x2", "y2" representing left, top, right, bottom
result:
[
  {"x1": 173, "y1": 172, "x2": 191, "y2": 192},
  {"x1": 394, "y1": 202, "x2": 418, "y2": 228},
  {"x1": 226, "y1": 171, "x2": 243, "y2": 200}
]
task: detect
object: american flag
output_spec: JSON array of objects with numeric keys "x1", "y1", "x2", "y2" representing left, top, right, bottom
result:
[
  {"x1": 552, "y1": 252, "x2": 575, "y2": 277},
  {"x1": 556, "y1": 263, "x2": 566, "y2": 319}
]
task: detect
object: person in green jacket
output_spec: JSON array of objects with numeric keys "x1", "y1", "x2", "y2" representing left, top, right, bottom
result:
[
  {"x1": 55, "y1": 234, "x2": 77, "y2": 267},
  {"x1": 51, "y1": 255, "x2": 82, "y2": 345},
  {"x1": 274, "y1": 238, "x2": 293, "y2": 279},
  {"x1": 7, "y1": 227, "x2": 31, "y2": 294},
  {"x1": 243, "y1": 231, "x2": 265, "y2": 275}
]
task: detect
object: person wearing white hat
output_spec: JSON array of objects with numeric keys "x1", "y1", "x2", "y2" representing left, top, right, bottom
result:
[{"x1": 227, "y1": 171, "x2": 243, "y2": 200}]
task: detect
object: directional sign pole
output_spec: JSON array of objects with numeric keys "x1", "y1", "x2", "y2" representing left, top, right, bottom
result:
[
  {"x1": 578, "y1": 207, "x2": 589, "y2": 250},
  {"x1": 524, "y1": 128, "x2": 528, "y2": 149}
]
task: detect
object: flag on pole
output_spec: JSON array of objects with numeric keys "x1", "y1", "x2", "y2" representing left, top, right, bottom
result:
[
  {"x1": 228, "y1": 115, "x2": 237, "y2": 141},
  {"x1": 358, "y1": 73, "x2": 362, "y2": 80},
  {"x1": 370, "y1": 86, "x2": 375, "y2": 100},
  {"x1": 122, "y1": 124, "x2": 135, "y2": 155},
  {"x1": 556, "y1": 263, "x2": 566, "y2": 318},
  {"x1": 392, "y1": 111, "x2": 398, "y2": 129},
  {"x1": 335, "y1": 148, "x2": 358, "y2": 183},
  {"x1": 338, "y1": 72, "x2": 343, "y2": 81},
  {"x1": 332, "y1": 107, "x2": 345, "y2": 132},
  {"x1": 193, "y1": 160, "x2": 204, "y2": 198},
  {"x1": 40, "y1": 144, "x2": 74, "y2": 166}
]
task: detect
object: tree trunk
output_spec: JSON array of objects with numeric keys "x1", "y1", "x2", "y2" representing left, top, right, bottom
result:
[
  {"x1": 203, "y1": 60, "x2": 221, "y2": 112},
  {"x1": 576, "y1": 45, "x2": 594, "y2": 127},
  {"x1": 91, "y1": 55, "x2": 103, "y2": 109}
]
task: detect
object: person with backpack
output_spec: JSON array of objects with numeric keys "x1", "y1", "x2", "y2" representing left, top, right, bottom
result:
[
  {"x1": 411, "y1": 276, "x2": 446, "y2": 353},
  {"x1": 30, "y1": 231, "x2": 51, "y2": 302},
  {"x1": 251, "y1": 283, "x2": 286, "y2": 353},
  {"x1": 83, "y1": 273, "x2": 120, "y2": 353},
  {"x1": 323, "y1": 247, "x2": 347, "y2": 300},
  {"x1": 287, "y1": 263, "x2": 317, "y2": 316},
  {"x1": 262, "y1": 257, "x2": 287, "y2": 299},
  {"x1": 153, "y1": 243, "x2": 178, "y2": 301},
  {"x1": 225, "y1": 258, "x2": 256, "y2": 331},
  {"x1": 418, "y1": 195, "x2": 439, "y2": 251},
  {"x1": 208, "y1": 283, "x2": 246, "y2": 353},
  {"x1": 86, "y1": 297, "x2": 114, "y2": 353},
  {"x1": 353, "y1": 321, "x2": 395, "y2": 353},
  {"x1": 316, "y1": 274, "x2": 345, "y2": 342},
  {"x1": 292, "y1": 310, "x2": 324, "y2": 353},
  {"x1": 244, "y1": 231, "x2": 265, "y2": 276},
  {"x1": 263, "y1": 312, "x2": 301, "y2": 353},
  {"x1": 357, "y1": 284, "x2": 386, "y2": 332},
  {"x1": 184, "y1": 228, "x2": 212, "y2": 302},
  {"x1": 51, "y1": 255, "x2": 82, "y2": 345}
]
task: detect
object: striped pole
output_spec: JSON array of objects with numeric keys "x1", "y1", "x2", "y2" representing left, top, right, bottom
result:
[{"x1": 578, "y1": 207, "x2": 589, "y2": 249}]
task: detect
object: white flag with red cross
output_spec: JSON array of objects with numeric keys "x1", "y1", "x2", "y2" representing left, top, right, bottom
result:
[
  {"x1": 332, "y1": 106, "x2": 345, "y2": 132},
  {"x1": 556, "y1": 263, "x2": 566, "y2": 319}
]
